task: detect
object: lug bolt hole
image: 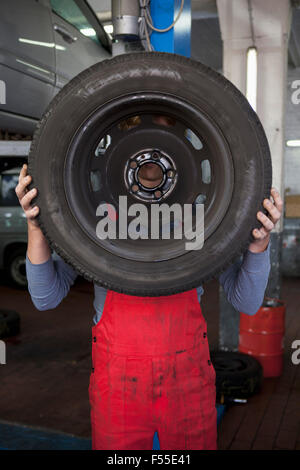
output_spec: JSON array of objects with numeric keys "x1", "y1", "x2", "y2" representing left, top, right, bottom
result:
[{"x1": 195, "y1": 194, "x2": 206, "y2": 204}]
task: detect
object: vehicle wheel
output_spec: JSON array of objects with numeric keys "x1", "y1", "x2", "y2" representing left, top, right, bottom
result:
[
  {"x1": 28, "y1": 52, "x2": 272, "y2": 296},
  {"x1": 210, "y1": 351, "x2": 263, "y2": 399},
  {"x1": 6, "y1": 247, "x2": 27, "y2": 288},
  {"x1": 0, "y1": 309, "x2": 20, "y2": 338}
]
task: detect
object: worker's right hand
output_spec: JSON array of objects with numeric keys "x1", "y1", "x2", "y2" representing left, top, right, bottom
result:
[{"x1": 15, "y1": 164, "x2": 40, "y2": 227}]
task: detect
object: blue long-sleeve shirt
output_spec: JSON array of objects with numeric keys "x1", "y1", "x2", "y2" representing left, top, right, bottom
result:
[
  {"x1": 26, "y1": 246, "x2": 270, "y2": 324},
  {"x1": 26, "y1": 247, "x2": 270, "y2": 324}
]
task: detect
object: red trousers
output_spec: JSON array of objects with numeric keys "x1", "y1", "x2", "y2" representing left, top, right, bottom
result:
[{"x1": 89, "y1": 289, "x2": 217, "y2": 450}]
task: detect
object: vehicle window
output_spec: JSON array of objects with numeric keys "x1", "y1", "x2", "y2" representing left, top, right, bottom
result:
[
  {"x1": 50, "y1": 0, "x2": 100, "y2": 44},
  {"x1": 0, "y1": 173, "x2": 19, "y2": 207}
]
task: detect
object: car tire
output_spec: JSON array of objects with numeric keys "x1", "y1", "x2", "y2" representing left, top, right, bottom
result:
[
  {"x1": 210, "y1": 351, "x2": 263, "y2": 399},
  {"x1": 6, "y1": 246, "x2": 27, "y2": 288},
  {"x1": 28, "y1": 52, "x2": 272, "y2": 296},
  {"x1": 0, "y1": 309, "x2": 20, "y2": 338}
]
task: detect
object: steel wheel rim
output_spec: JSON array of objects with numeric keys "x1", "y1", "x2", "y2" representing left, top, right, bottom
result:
[
  {"x1": 11, "y1": 256, "x2": 27, "y2": 286},
  {"x1": 64, "y1": 92, "x2": 234, "y2": 263}
]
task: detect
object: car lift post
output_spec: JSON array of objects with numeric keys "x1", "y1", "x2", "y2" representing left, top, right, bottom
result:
[
  {"x1": 149, "y1": 0, "x2": 191, "y2": 57},
  {"x1": 111, "y1": 0, "x2": 191, "y2": 56}
]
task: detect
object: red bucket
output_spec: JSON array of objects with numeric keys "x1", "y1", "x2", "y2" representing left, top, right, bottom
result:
[{"x1": 239, "y1": 298, "x2": 285, "y2": 377}]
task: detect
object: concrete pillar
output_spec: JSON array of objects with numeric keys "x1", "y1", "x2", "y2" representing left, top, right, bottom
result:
[{"x1": 217, "y1": 0, "x2": 291, "y2": 350}]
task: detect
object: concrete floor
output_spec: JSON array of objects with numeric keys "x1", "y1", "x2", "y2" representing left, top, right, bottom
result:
[{"x1": 0, "y1": 271, "x2": 299, "y2": 449}]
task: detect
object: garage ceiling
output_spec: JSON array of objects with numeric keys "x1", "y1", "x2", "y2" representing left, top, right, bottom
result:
[{"x1": 88, "y1": 0, "x2": 300, "y2": 69}]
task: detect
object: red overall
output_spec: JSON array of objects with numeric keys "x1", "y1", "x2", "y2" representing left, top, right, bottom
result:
[{"x1": 89, "y1": 289, "x2": 217, "y2": 450}]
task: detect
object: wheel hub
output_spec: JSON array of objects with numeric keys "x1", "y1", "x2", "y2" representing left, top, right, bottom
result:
[{"x1": 125, "y1": 149, "x2": 178, "y2": 202}]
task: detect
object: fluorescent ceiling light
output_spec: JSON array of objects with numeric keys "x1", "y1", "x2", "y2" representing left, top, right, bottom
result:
[
  {"x1": 246, "y1": 47, "x2": 257, "y2": 111},
  {"x1": 286, "y1": 140, "x2": 300, "y2": 147},
  {"x1": 80, "y1": 27, "x2": 96, "y2": 37}
]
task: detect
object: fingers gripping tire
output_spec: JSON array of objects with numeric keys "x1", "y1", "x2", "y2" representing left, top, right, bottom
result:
[{"x1": 28, "y1": 52, "x2": 272, "y2": 296}]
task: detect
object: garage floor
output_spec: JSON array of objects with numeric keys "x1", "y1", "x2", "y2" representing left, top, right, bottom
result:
[
  {"x1": 0, "y1": 272, "x2": 299, "y2": 450},
  {"x1": 218, "y1": 277, "x2": 300, "y2": 450}
]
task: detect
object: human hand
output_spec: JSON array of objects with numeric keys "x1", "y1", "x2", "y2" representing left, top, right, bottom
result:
[
  {"x1": 15, "y1": 164, "x2": 40, "y2": 228},
  {"x1": 248, "y1": 187, "x2": 283, "y2": 253}
]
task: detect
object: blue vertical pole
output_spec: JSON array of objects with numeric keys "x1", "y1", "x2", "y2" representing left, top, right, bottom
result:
[{"x1": 150, "y1": 0, "x2": 191, "y2": 57}]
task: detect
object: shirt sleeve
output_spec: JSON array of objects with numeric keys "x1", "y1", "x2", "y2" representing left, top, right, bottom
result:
[
  {"x1": 26, "y1": 251, "x2": 78, "y2": 311},
  {"x1": 218, "y1": 244, "x2": 271, "y2": 315}
]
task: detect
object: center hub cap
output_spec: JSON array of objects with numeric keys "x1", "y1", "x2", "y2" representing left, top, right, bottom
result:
[{"x1": 125, "y1": 149, "x2": 178, "y2": 202}]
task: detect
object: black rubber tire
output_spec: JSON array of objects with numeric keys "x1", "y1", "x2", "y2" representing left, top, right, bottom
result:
[
  {"x1": 210, "y1": 351, "x2": 263, "y2": 399},
  {"x1": 6, "y1": 246, "x2": 27, "y2": 289},
  {"x1": 28, "y1": 52, "x2": 272, "y2": 296},
  {"x1": 0, "y1": 309, "x2": 20, "y2": 338}
]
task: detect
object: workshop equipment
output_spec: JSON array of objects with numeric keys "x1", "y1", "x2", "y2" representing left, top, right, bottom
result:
[{"x1": 239, "y1": 298, "x2": 285, "y2": 377}]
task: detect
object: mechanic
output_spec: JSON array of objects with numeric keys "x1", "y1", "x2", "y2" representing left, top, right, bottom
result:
[{"x1": 16, "y1": 117, "x2": 282, "y2": 450}]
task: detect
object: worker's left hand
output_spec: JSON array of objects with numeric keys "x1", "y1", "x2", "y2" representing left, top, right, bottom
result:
[{"x1": 248, "y1": 187, "x2": 283, "y2": 253}]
